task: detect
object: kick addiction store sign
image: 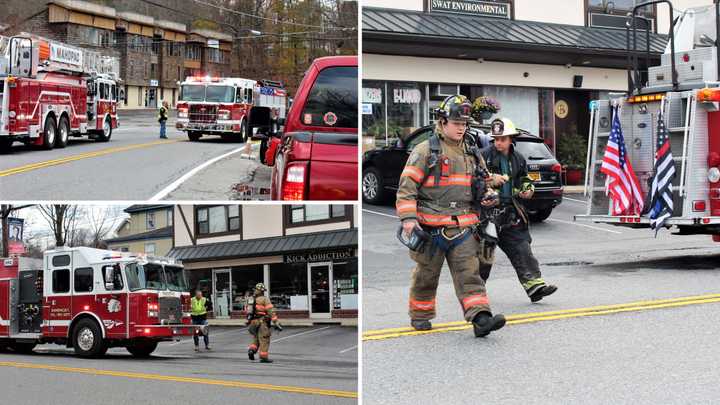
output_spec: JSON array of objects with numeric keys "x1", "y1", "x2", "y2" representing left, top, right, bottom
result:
[{"x1": 427, "y1": 0, "x2": 512, "y2": 19}]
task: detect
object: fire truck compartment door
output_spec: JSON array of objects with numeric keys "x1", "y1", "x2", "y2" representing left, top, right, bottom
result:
[
  {"x1": 46, "y1": 252, "x2": 73, "y2": 336},
  {"x1": 95, "y1": 264, "x2": 128, "y2": 338}
]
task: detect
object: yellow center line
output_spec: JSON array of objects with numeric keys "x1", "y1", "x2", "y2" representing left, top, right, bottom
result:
[
  {"x1": 0, "y1": 361, "x2": 357, "y2": 399},
  {"x1": 0, "y1": 139, "x2": 182, "y2": 177},
  {"x1": 363, "y1": 293, "x2": 720, "y2": 341}
]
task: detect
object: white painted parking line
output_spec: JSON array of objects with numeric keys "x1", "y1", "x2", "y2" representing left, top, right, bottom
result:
[
  {"x1": 363, "y1": 209, "x2": 398, "y2": 219},
  {"x1": 563, "y1": 197, "x2": 588, "y2": 204},
  {"x1": 273, "y1": 326, "x2": 332, "y2": 343},
  {"x1": 149, "y1": 145, "x2": 246, "y2": 201},
  {"x1": 338, "y1": 345, "x2": 357, "y2": 354},
  {"x1": 547, "y1": 218, "x2": 623, "y2": 234},
  {"x1": 168, "y1": 327, "x2": 247, "y2": 346}
]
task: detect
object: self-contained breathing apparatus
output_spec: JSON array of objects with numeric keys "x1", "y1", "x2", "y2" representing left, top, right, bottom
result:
[{"x1": 246, "y1": 296, "x2": 282, "y2": 334}]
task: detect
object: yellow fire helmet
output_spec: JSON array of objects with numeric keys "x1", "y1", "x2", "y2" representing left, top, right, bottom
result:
[
  {"x1": 255, "y1": 283, "x2": 267, "y2": 292},
  {"x1": 490, "y1": 118, "x2": 520, "y2": 137}
]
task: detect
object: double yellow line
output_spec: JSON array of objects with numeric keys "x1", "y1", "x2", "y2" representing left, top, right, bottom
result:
[
  {"x1": 0, "y1": 139, "x2": 181, "y2": 177},
  {"x1": 0, "y1": 361, "x2": 358, "y2": 399},
  {"x1": 363, "y1": 292, "x2": 720, "y2": 341}
]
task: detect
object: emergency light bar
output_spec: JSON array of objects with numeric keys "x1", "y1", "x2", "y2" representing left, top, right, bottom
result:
[
  {"x1": 697, "y1": 87, "x2": 720, "y2": 103},
  {"x1": 626, "y1": 93, "x2": 665, "y2": 103}
]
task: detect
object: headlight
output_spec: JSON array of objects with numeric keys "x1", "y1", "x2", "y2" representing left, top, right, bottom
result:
[
  {"x1": 708, "y1": 167, "x2": 720, "y2": 183},
  {"x1": 218, "y1": 109, "x2": 230, "y2": 120},
  {"x1": 178, "y1": 109, "x2": 188, "y2": 118}
]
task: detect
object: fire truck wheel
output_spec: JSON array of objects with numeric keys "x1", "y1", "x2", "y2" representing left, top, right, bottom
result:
[
  {"x1": 240, "y1": 119, "x2": 248, "y2": 143},
  {"x1": 96, "y1": 117, "x2": 112, "y2": 142},
  {"x1": 187, "y1": 131, "x2": 201, "y2": 142},
  {"x1": 41, "y1": 116, "x2": 57, "y2": 150},
  {"x1": 72, "y1": 318, "x2": 105, "y2": 357},
  {"x1": 10, "y1": 342, "x2": 36, "y2": 354},
  {"x1": 126, "y1": 341, "x2": 158, "y2": 358},
  {"x1": 55, "y1": 116, "x2": 70, "y2": 148}
]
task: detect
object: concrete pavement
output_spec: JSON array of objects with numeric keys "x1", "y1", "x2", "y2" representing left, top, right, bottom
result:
[
  {"x1": 0, "y1": 325, "x2": 357, "y2": 405},
  {"x1": 362, "y1": 198, "x2": 720, "y2": 404}
]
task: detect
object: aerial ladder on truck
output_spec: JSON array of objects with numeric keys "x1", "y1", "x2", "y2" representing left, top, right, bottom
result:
[{"x1": 0, "y1": 33, "x2": 123, "y2": 151}]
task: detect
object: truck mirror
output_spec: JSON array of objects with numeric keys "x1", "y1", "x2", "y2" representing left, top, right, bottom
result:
[{"x1": 104, "y1": 266, "x2": 115, "y2": 290}]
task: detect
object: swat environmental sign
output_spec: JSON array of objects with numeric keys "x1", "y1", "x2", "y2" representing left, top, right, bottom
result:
[{"x1": 428, "y1": 0, "x2": 511, "y2": 19}]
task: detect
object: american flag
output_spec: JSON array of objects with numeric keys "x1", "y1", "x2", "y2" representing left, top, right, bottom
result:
[
  {"x1": 647, "y1": 107, "x2": 676, "y2": 234},
  {"x1": 600, "y1": 106, "x2": 644, "y2": 216}
]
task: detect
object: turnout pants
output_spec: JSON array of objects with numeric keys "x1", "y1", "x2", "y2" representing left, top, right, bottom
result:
[
  {"x1": 478, "y1": 221, "x2": 547, "y2": 296},
  {"x1": 248, "y1": 319, "x2": 271, "y2": 359},
  {"x1": 191, "y1": 315, "x2": 209, "y2": 347},
  {"x1": 409, "y1": 226, "x2": 491, "y2": 322}
]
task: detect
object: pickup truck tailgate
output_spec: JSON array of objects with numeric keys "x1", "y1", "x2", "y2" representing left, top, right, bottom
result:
[{"x1": 307, "y1": 132, "x2": 358, "y2": 200}]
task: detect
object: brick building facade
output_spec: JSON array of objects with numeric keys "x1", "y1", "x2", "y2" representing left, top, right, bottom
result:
[{"x1": 1, "y1": 0, "x2": 233, "y2": 109}]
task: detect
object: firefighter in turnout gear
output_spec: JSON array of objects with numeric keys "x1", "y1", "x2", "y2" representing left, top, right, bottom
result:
[
  {"x1": 246, "y1": 283, "x2": 280, "y2": 363},
  {"x1": 480, "y1": 118, "x2": 558, "y2": 302},
  {"x1": 396, "y1": 94, "x2": 507, "y2": 337}
]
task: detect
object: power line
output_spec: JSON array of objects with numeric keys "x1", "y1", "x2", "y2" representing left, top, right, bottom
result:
[{"x1": 190, "y1": 0, "x2": 326, "y2": 30}]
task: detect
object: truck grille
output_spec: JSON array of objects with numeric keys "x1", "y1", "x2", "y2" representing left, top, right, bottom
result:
[
  {"x1": 159, "y1": 296, "x2": 183, "y2": 324},
  {"x1": 189, "y1": 105, "x2": 217, "y2": 123}
]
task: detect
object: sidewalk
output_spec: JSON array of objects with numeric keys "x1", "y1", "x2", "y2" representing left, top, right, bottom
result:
[
  {"x1": 563, "y1": 185, "x2": 586, "y2": 194},
  {"x1": 208, "y1": 317, "x2": 358, "y2": 327},
  {"x1": 163, "y1": 142, "x2": 272, "y2": 200}
]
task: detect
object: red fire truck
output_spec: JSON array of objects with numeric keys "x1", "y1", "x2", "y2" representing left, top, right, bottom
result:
[
  {"x1": 0, "y1": 33, "x2": 122, "y2": 152},
  {"x1": 175, "y1": 76, "x2": 287, "y2": 142},
  {"x1": 578, "y1": 1, "x2": 720, "y2": 242},
  {"x1": 0, "y1": 247, "x2": 195, "y2": 358}
]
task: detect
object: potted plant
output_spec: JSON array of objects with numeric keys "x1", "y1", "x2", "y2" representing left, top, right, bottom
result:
[
  {"x1": 556, "y1": 132, "x2": 588, "y2": 185},
  {"x1": 471, "y1": 96, "x2": 501, "y2": 122}
]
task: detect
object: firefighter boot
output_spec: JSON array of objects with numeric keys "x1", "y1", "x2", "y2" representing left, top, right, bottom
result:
[
  {"x1": 472, "y1": 312, "x2": 506, "y2": 337},
  {"x1": 248, "y1": 349, "x2": 255, "y2": 360},
  {"x1": 411, "y1": 319, "x2": 432, "y2": 331},
  {"x1": 260, "y1": 358, "x2": 274, "y2": 363},
  {"x1": 529, "y1": 284, "x2": 558, "y2": 303}
]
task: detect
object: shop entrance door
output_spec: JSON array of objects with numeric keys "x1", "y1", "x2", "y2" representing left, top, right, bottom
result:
[
  {"x1": 308, "y1": 262, "x2": 332, "y2": 318},
  {"x1": 212, "y1": 269, "x2": 232, "y2": 319}
]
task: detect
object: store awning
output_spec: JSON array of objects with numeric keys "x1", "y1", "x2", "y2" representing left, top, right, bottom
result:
[
  {"x1": 167, "y1": 228, "x2": 358, "y2": 263},
  {"x1": 363, "y1": 7, "x2": 668, "y2": 68}
]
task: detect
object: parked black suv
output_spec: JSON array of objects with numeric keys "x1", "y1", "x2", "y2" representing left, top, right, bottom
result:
[{"x1": 362, "y1": 125, "x2": 563, "y2": 222}]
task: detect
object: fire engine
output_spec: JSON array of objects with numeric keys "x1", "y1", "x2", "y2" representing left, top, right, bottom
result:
[
  {"x1": 579, "y1": 1, "x2": 720, "y2": 242},
  {"x1": 0, "y1": 33, "x2": 122, "y2": 152},
  {"x1": 0, "y1": 247, "x2": 195, "y2": 358},
  {"x1": 176, "y1": 76, "x2": 287, "y2": 142}
]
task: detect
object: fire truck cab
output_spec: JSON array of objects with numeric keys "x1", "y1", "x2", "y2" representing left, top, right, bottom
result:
[
  {"x1": 0, "y1": 33, "x2": 122, "y2": 152},
  {"x1": 176, "y1": 76, "x2": 287, "y2": 142},
  {"x1": 0, "y1": 247, "x2": 194, "y2": 358},
  {"x1": 578, "y1": 1, "x2": 720, "y2": 242}
]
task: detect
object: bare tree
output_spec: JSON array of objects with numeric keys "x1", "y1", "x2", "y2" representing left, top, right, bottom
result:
[
  {"x1": 85, "y1": 206, "x2": 119, "y2": 248},
  {"x1": 37, "y1": 205, "x2": 80, "y2": 248}
]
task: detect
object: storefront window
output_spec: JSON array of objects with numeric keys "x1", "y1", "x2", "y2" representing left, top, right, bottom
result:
[
  {"x1": 187, "y1": 269, "x2": 211, "y2": 295},
  {"x1": 269, "y1": 263, "x2": 308, "y2": 310},
  {"x1": 483, "y1": 86, "x2": 540, "y2": 135},
  {"x1": 587, "y1": 0, "x2": 655, "y2": 30},
  {"x1": 387, "y1": 82, "x2": 425, "y2": 143},
  {"x1": 332, "y1": 259, "x2": 358, "y2": 310},
  {"x1": 196, "y1": 206, "x2": 241, "y2": 236},
  {"x1": 288, "y1": 205, "x2": 349, "y2": 225},
  {"x1": 231, "y1": 265, "x2": 263, "y2": 312},
  {"x1": 538, "y1": 89, "x2": 556, "y2": 153},
  {"x1": 362, "y1": 81, "x2": 386, "y2": 146}
]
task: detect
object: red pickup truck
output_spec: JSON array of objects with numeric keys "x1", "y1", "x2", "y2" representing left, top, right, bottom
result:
[{"x1": 260, "y1": 56, "x2": 358, "y2": 200}]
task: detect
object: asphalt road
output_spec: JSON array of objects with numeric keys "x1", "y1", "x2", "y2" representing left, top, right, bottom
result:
[
  {"x1": 362, "y1": 197, "x2": 720, "y2": 404},
  {"x1": 0, "y1": 325, "x2": 357, "y2": 405},
  {"x1": 0, "y1": 110, "x2": 271, "y2": 201}
]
